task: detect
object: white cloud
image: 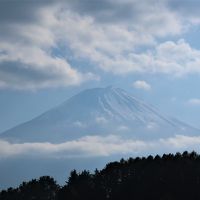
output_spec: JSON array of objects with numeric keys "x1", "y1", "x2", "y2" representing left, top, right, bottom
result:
[
  {"x1": 146, "y1": 122, "x2": 158, "y2": 130},
  {"x1": 1, "y1": 135, "x2": 200, "y2": 158},
  {"x1": 160, "y1": 135, "x2": 200, "y2": 149},
  {"x1": 53, "y1": 4, "x2": 184, "y2": 76},
  {"x1": 1, "y1": 0, "x2": 200, "y2": 90},
  {"x1": 117, "y1": 125, "x2": 129, "y2": 131},
  {"x1": 152, "y1": 39, "x2": 200, "y2": 76},
  {"x1": 188, "y1": 98, "x2": 200, "y2": 105},
  {"x1": 0, "y1": 4, "x2": 99, "y2": 90},
  {"x1": 73, "y1": 121, "x2": 87, "y2": 128},
  {"x1": 108, "y1": 39, "x2": 200, "y2": 76},
  {"x1": 56, "y1": 3, "x2": 200, "y2": 78},
  {"x1": 95, "y1": 116, "x2": 108, "y2": 124},
  {"x1": 0, "y1": 135, "x2": 146, "y2": 158},
  {"x1": 133, "y1": 80, "x2": 151, "y2": 91},
  {"x1": 0, "y1": 42, "x2": 98, "y2": 90}
]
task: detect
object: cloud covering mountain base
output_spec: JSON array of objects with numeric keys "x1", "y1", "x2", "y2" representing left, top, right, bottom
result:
[
  {"x1": 0, "y1": 134, "x2": 200, "y2": 159},
  {"x1": 1, "y1": 134, "x2": 200, "y2": 190}
]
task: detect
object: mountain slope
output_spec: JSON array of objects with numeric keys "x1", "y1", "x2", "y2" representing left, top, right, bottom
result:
[{"x1": 0, "y1": 86, "x2": 199, "y2": 142}]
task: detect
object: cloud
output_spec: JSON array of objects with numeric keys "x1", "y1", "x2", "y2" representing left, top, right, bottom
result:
[
  {"x1": 73, "y1": 121, "x2": 87, "y2": 128},
  {"x1": 167, "y1": 0, "x2": 200, "y2": 25},
  {"x1": 133, "y1": 80, "x2": 151, "y2": 91},
  {"x1": 0, "y1": 44, "x2": 98, "y2": 90},
  {"x1": 0, "y1": 2, "x2": 99, "y2": 90},
  {"x1": 160, "y1": 135, "x2": 200, "y2": 149},
  {"x1": 151, "y1": 39, "x2": 200, "y2": 76},
  {"x1": 95, "y1": 116, "x2": 108, "y2": 124},
  {"x1": 1, "y1": 135, "x2": 200, "y2": 158},
  {"x1": 54, "y1": 1, "x2": 184, "y2": 76},
  {"x1": 0, "y1": 135, "x2": 147, "y2": 158},
  {"x1": 109, "y1": 39, "x2": 200, "y2": 76},
  {"x1": 1, "y1": 0, "x2": 200, "y2": 90},
  {"x1": 117, "y1": 125, "x2": 129, "y2": 131},
  {"x1": 50, "y1": 9, "x2": 200, "y2": 77},
  {"x1": 146, "y1": 122, "x2": 158, "y2": 130},
  {"x1": 188, "y1": 98, "x2": 200, "y2": 105},
  {"x1": 67, "y1": 0, "x2": 183, "y2": 36}
]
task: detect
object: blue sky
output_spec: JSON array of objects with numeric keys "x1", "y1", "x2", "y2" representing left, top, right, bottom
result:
[{"x1": 1, "y1": 0, "x2": 200, "y2": 132}]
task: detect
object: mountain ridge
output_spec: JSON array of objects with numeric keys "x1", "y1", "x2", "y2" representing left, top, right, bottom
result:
[{"x1": 0, "y1": 86, "x2": 199, "y2": 143}]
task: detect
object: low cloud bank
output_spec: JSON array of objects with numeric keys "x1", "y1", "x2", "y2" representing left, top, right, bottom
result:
[{"x1": 0, "y1": 135, "x2": 200, "y2": 158}]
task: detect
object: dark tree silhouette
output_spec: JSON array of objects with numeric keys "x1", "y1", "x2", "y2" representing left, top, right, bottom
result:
[{"x1": 2, "y1": 151, "x2": 200, "y2": 200}]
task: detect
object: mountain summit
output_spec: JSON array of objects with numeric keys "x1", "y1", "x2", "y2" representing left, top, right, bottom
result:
[{"x1": 0, "y1": 86, "x2": 199, "y2": 142}]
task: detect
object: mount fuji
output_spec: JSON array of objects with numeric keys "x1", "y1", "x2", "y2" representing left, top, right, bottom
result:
[
  {"x1": 1, "y1": 86, "x2": 200, "y2": 190},
  {"x1": 0, "y1": 86, "x2": 199, "y2": 142}
]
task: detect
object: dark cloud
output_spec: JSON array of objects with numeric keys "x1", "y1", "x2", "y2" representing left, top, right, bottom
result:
[
  {"x1": 1, "y1": 0, "x2": 199, "y2": 27},
  {"x1": 167, "y1": 0, "x2": 200, "y2": 17},
  {"x1": 0, "y1": 61, "x2": 56, "y2": 82},
  {"x1": 0, "y1": 0, "x2": 54, "y2": 41},
  {"x1": 0, "y1": 0, "x2": 156, "y2": 25},
  {"x1": 67, "y1": 0, "x2": 200, "y2": 25},
  {"x1": 66, "y1": 0, "x2": 146, "y2": 24},
  {"x1": 0, "y1": 0, "x2": 98, "y2": 90},
  {"x1": 0, "y1": 0, "x2": 48, "y2": 24},
  {"x1": 0, "y1": 61, "x2": 60, "y2": 89}
]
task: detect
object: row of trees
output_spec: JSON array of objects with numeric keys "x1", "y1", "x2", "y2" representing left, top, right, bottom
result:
[{"x1": 1, "y1": 151, "x2": 200, "y2": 200}]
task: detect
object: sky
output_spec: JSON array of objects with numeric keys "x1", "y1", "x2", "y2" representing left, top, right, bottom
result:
[
  {"x1": 3, "y1": 1, "x2": 200, "y2": 189},
  {"x1": 1, "y1": 0, "x2": 200, "y2": 132}
]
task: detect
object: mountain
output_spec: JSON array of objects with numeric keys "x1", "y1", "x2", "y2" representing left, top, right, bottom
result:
[{"x1": 0, "y1": 86, "x2": 199, "y2": 142}]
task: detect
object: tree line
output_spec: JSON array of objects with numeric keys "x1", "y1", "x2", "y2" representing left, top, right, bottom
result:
[{"x1": 1, "y1": 151, "x2": 200, "y2": 200}]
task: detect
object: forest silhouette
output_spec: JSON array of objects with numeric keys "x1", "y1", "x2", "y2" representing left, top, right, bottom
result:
[{"x1": 1, "y1": 151, "x2": 200, "y2": 200}]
